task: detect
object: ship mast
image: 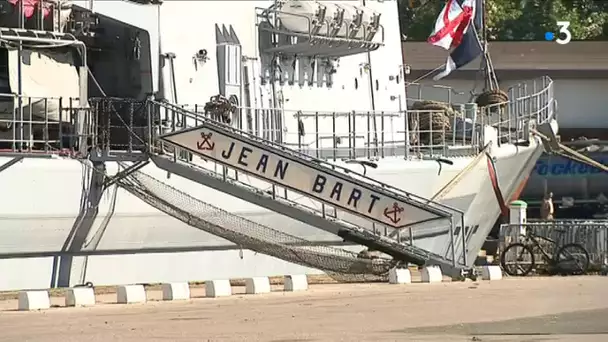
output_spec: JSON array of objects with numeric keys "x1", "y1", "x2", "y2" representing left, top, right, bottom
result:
[{"x1": 479, "y1": 0, "x2": 498, "y2": 91}]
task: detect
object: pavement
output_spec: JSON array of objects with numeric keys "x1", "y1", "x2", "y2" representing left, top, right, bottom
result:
[{"x1": 0, "y1": 276, "x2": 607, "y2": 342}]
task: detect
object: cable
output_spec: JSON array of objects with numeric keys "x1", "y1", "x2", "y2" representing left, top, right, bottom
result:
[{"x1": 429, "y1": 142, "x2": 491, "y2": 202}]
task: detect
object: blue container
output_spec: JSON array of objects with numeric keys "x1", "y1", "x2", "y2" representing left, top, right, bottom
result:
[{"x1": 522, "y1": 152, "x2": 608, "y2": 202}]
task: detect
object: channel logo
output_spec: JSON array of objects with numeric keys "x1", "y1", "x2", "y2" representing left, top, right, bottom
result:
[{"x1": 544, "y1": 21, "x2": 571, "y2": 45}]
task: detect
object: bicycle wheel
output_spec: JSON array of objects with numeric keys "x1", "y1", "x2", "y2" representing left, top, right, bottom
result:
[
  {"x1": 500, "y1": 243, "x2": 535, "y2": 276},
  {"x1": 555, "y1": 243, "x2": 590, "y2": 275}
]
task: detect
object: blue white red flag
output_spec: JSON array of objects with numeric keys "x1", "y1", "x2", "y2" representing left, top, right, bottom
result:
[
  {"x1": 428, "y1": 0, "x2": 482, "y2": 81},
  {"x1": 427, "y1": 0, "x2": 476, "y2": 50}
]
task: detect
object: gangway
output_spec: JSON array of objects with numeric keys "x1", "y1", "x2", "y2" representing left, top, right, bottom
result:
[{"x1": 148, "y1": 101, "x2": 471, "y2": 277}]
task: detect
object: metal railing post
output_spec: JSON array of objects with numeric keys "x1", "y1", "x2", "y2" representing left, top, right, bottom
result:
[{"x1": 464, "y1": 103, "x2": 477, "y2": 150}]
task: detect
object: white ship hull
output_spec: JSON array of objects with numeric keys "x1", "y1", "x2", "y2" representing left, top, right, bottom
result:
[{"x1": 0, "y1": 138, "x2": 541, "y2": 291}]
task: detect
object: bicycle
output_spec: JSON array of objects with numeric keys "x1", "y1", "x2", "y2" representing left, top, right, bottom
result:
[{"x1": 500, "y1": 228, "x2": 590, "y2": 276}]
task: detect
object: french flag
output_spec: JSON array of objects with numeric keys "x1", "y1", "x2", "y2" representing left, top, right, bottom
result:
[{"x1": 428, "y1": 0, "x2": 482, "y2": 81}]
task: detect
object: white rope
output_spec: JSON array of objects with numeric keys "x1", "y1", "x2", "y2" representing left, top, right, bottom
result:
[{"x1": 429, "y1": 142, "x2": 492, "y2": 202}]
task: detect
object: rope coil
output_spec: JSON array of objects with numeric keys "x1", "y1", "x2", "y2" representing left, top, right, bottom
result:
[
  {"x1": 475, "y1": 89, "x2": 509, "y2": 109},
  {"x1": 409, "y1": 100, "x2": 455, "y2": 145},
  {"x1": 204, "y1": 95, "x2": 236, "y2": 124}
]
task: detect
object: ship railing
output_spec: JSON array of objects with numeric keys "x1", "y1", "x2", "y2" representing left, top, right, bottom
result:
[
  {"x1": 173, "y1": 103, "x2": 481, "y2": 160},
  {"x1": 287, "y1": 107, "x2": 481, "y2": 160},
  {"x1": 406, "y1": 76, "x2": 555, "y2": 146},
  {"x1": 499, "y1": 220, "x2": 608, "y2": 270},
  {"x1": 0, "y1": 76, "x2": 554, "y2": 160},
  {"x1": 482, "y1": 76, "x2": 556, "y2": 144},
  {"x1": 0, "y1": 95, "x2": 153, "y2": 157},
  {"x1": 0, "y1": 93, "x2": 93, "y2": 156},
  {"x1": 163, "y1": 78, "x2": 554, "y2": 161}
]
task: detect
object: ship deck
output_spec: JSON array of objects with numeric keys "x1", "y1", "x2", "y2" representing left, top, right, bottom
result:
[{"x1": 0, "y1": 276, "x2": 606, "y2": 341}]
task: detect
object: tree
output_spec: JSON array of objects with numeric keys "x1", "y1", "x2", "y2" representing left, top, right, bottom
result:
[
  {"x1": 398, "y1": 0, "x2": 608, "y2": 41},
  {"x1": 398, "y1": 0, "x2": 445, "y2": 41}
]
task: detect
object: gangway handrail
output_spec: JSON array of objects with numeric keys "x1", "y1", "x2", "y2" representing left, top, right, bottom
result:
[{"x1": 152, "y1": 100, "x2": 465, "y2": 218}]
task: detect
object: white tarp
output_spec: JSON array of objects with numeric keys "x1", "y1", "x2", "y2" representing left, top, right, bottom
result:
[{"x1": 1, "y1": 48, "x2": 80, "y2": 123}]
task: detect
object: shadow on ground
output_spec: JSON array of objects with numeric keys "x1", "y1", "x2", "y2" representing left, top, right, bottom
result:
[{"x1": 393, "y1": 308, "x2": 608, "y2": 339}]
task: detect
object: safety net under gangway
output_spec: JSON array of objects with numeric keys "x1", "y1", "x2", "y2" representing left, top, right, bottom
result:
[{"x1": 115, "y1": 168, "x2": 396, "y2": 282}]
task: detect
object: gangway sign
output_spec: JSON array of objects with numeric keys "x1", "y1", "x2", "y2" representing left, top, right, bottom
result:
[{"x1": 160, "y1": 125, "x2": 449, "y2": 229}]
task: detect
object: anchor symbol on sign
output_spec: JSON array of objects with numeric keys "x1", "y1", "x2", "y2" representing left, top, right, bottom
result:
[
  {"x1": 196, "y1": 132, "x2": 215, "y2": 151},
  {"x1": 383, "y1": 202, "x2": 404, "y2": 224}
]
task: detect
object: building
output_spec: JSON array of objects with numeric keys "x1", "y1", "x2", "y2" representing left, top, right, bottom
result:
[{"x1": 402, "y1": 41, "x2": 608, "y2": 141}]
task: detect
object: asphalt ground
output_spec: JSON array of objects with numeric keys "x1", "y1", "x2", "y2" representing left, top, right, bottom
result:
[{"x1": 0, "y1": 276, "x2": 606, "y2": 342}]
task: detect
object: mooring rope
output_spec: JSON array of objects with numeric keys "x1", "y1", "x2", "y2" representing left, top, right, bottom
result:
[
  {"x1": 429, "y1": 142, "x2": 492, "y2": 202},
  {"x1": 532, "y1": 129, "x2": 608, "y2": 173}
]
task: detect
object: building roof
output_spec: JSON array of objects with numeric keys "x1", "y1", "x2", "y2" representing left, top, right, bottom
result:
[{"x1": 402, "y1": 41, "x2": 608, "y2": 79}]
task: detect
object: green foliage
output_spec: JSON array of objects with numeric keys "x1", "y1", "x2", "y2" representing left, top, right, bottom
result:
[{"x1": 398, "y1": 0, "x2": 608, "y2": 41}]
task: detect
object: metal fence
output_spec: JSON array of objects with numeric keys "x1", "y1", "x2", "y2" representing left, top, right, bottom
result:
[{"x1": 499, "y1": 220, "x2": 608, "y2": 269}]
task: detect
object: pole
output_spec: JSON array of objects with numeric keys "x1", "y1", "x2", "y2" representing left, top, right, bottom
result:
[
  {"x1": 479, "y1": 0, "x2": 498, "y2": 91},
  {"x1": 480, "y1": 0, "x2": 490, "y2": 91},
  {"x1": 362, "y1": 0, "x2": 378, "y2": 156},
  {"x1": 16, "y1": 0, "x2": 25, "y2": 151}
]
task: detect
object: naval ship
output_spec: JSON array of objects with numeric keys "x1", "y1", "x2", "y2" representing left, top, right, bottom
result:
[{"x1": 0, "y1": 0, "x2": 557, "y2": 291}]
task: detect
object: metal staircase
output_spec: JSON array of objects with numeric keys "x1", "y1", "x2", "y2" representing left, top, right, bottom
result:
[{"x1": 144, "y1": 101, "x2": 471, "y2": 277}]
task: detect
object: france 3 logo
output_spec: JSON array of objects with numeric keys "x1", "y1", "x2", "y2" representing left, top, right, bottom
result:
[{"x1": 544, "y1": 21, "x2": 572, "y2": 45}]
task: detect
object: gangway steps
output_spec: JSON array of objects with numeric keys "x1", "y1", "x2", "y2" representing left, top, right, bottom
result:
[{"x1": 150, "y1": 153, "x2": 442, "y2": 267}]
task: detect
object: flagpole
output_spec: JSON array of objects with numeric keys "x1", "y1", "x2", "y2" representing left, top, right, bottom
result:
[
  {"x1": 480, "y1": 0, "x2": 498, "y2": 91},
  {"x1": 481, "y1": 0, "x2": 489, "y2": 90},
  {"x1": 470, "y1": 12, "x2": 492, "y2": 89}
]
